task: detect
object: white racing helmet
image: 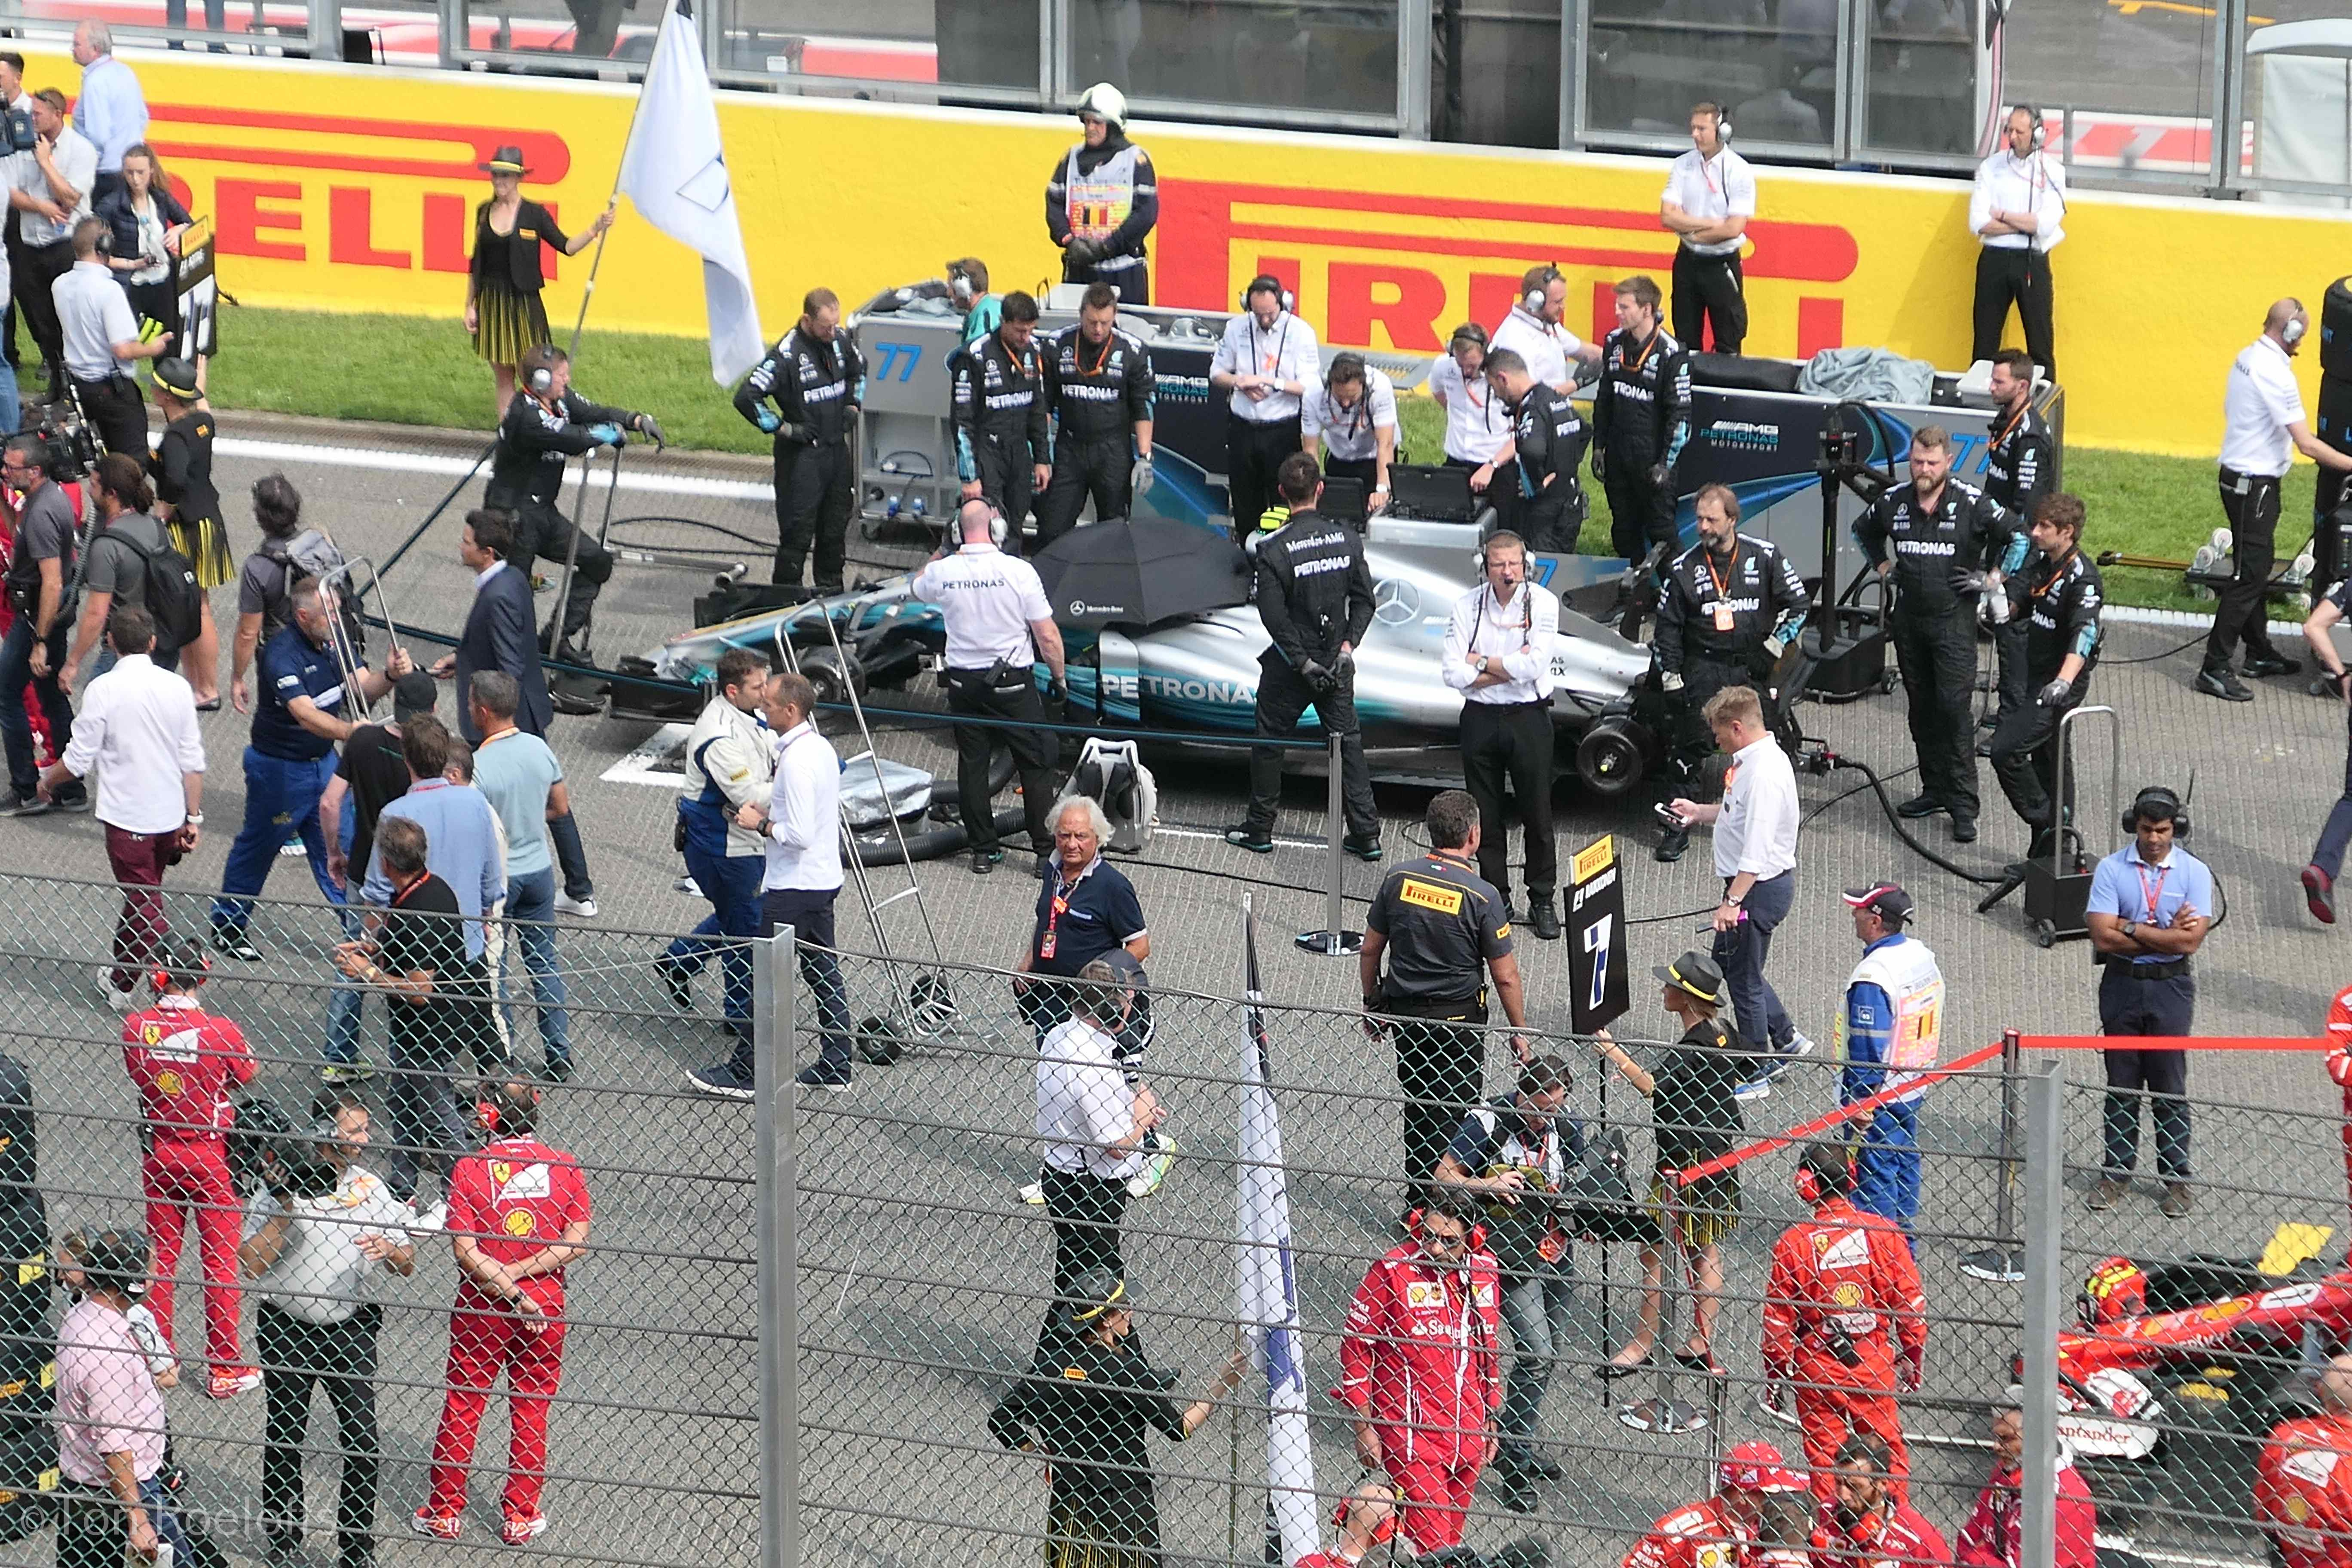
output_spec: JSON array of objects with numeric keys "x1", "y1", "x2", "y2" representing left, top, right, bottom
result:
[{"x1": 1077, "y1": 82, "x2": 1127, "y2": 129}]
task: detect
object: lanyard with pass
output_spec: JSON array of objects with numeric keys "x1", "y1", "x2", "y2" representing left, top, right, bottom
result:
[
  {"x1": 1707, "y1": 548, "x2": 1738, "y2": 632},
  {"x1": 2136, "y1": 863, "x2": 2169, "y2": 925}
]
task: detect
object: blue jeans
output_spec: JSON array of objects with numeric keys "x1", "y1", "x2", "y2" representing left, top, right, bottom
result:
[
  {"x1": 211, "y1": 747, "x2": 340, "y2": 930},
  {"x1": 665, "y1": 846, "x2": 764, "y2": 1028},
  {"x1": 0, "y1": 610, "x2": 69, "y2": 798},
  {"x1": 1712, "y1": 869, "x2": 1794, "y2": 1050},
  {"x1": 1497, "y1": 1266, "x2": 1579, "y2": 1463},
  {"x1": 499, "y1": 866, "x2": 571, "y2": 1066},
  {"x1": 324, "y1": 904, "x2": 366, "y2": 1065},
  {"x1": 738, "y1": 886, "x2": 852, "y2": 1080},
  {"x1": 1852, "y1": 1097, "x2": 1922, "y2": 1233}
]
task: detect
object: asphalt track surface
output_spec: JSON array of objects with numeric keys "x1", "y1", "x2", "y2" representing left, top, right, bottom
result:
[{"x1": 6, "y1": 413, "x2": 2352, "y2": 1566}]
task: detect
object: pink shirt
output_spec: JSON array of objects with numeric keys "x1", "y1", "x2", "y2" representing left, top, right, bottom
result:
[{"x1": 56, "y1": 1295, "x2": 165, "y2": 1486}]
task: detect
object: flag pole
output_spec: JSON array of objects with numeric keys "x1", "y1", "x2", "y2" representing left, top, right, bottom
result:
[{"x1": 564, "y1": 0, "x2": 677, "y2": 364}]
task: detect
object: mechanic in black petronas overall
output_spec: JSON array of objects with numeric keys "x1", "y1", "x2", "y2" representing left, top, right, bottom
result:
[{"x1": 1227, "y1": 453, "x2": 1381, "y2": 863}]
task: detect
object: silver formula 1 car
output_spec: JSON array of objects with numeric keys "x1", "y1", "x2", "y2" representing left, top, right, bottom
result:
[{"x1": 632, "y1": 516, "x2": 1662, "y2": 796}]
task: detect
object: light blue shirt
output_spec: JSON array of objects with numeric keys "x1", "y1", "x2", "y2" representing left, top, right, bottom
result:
[
  {"x1": 471, "y1": 728, "x2": 562, "y2": 879},
  {"x1": 2086, "y1": 843, "x2": 2213, "y2": 965},
  {"x1": 75, "y1": 56, "x2": 147, "y2": 173},
  {"x1": 362, "y1": 778, "x2": 505, "y2": 959}
]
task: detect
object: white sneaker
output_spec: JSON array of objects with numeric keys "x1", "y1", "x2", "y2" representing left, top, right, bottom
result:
[
  {"x1": 554, "y1": 893, "x2": 598, "y2": 919},
  {"x1": 1015, "y1": 1180, "x2": 1045, "y2": 1206},
  {"x1": 1129, "y1": 1138, "x2": 1179, "y2": 1198},
  {"x1": 408, "y1": 1200, "x2": 449, "y2": 1234},
  {"x1": 1783, "y1": 1031, "x2": 1817, "y2": 1059},
  {"x1": 277, "y1": 838, "x2": 306, "y2": 858},
  {"x1": 672, "y1": 875, "x2": 703, "y2": 897},
  {"x1": 94, "y1": 973, "x2": 135, "y2": 1011}
]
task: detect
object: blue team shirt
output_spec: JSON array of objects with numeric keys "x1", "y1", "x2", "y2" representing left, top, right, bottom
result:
[
  {"x1": 1841, "y1": 932, "x2": 1907, "y2": 1103},
  {"x1": 2086, "y1": 843, "x2": 2213, "y2": 965},
  {"x1": 1028, "y1": 857, "x2": 1147, "y2": 978},
  {"x1": 252, "y1": 624, "x2": 355, "y2": 762}
]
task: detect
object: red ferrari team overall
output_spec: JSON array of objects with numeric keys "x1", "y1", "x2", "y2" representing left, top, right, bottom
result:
[{"x1": 121, "y1": 992, "x2": 254, "y2": 1369}]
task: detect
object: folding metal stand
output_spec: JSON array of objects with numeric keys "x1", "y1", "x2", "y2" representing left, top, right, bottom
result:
[{"x1": 316, "y1": 557, "x2": 400, "y2": 725}]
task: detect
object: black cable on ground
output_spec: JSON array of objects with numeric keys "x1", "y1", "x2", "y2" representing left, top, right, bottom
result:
[
  {"x1": 2101, "y1": 625, "x2": 2219, "y2": 666},
  {"x1": 1828, "y1": 753, "x2": 2009, "y2": 887}
]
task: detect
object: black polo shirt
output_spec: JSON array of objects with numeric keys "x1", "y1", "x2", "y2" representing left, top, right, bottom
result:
[
  {"x1": 1366, "y1": 852, "x2": 1512, "y2": 1003},
  {"x1": 1029, "y1": 856, "x2": 1147, "y2": 978}
]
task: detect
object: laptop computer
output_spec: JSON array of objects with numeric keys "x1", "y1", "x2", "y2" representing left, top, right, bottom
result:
[
  {"x1": 1317, "y1": 475, "x2": 1369, "y2": 526},
  {"x1": 1387, "y1": 463, "x2": 1478, "y2": 524}
]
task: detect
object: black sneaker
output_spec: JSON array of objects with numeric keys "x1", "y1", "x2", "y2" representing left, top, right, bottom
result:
[
  {"x1": 52, "y1": 784, "x2": 89, "y2": 813},
  {"x1": 1895, "y1": 794, "x2": 1945, "y2": 819},
  {"x1": 1654, "y1": 826, "x2": 1689, "y2": 863},
  {"x1": 1951, "y1": 815, "x2": 1978, "y2": 844},
  {"x1": 211, "y1": 925, "x2": 263, "y2": 964},
  {"x1": 659, "y1": 961, "x2": 693, "y2": 1011},
  {"x1": 2195, "y1": 667, "x2": 2254, "y2": 702},
  {"x1": 794, "y1": 1065, "x2": 853, "y2": 1091},
  {"x1": 2246, "y1": 652, "x2": 2303, "y2": 678},
  {"x1": 541, "y1": 1056, "x2": 575, "y2": 1084},
  {"x1": 1528, "y1": 898, "x2": 1562, "y2": 941},
  {"x1": 1342, "y1": 833, "x2": 1384, "y2": 862},
  {"x1": 0, "y1": 790, "x2": 49, "y2": 818},
  {"x1": 1224, "y1": 825, "x2": 1275, "y2": 854},
  {"x1": 969, "y1": 848, "x2": 1002, "y2": 876},
  {"x1": 686, "y1": 1063, "x2": 754, "y2": 1100}
]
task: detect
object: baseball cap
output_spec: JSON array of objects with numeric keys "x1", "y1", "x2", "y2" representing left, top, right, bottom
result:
[
  {"x1": 1098, "y1": 947, "x2": 1148, "y2": 989},
  {"x1": 392, "y1": 672, "x2": 438, "y2": 722},
  {"x1": 1842, "y1": 883, "x2": 1915, "y2": 925},
  {"x1": 1720, "y1": 1439, "x2": 1807, "y2": 1494},
  {"x1": 1652, "y1": 950, "x2": 1723, "y2": 1007}
]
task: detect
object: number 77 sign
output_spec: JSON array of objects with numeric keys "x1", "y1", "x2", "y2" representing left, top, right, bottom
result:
[{"x1": 1567, "y1": 835, "x2": 1630, "y2": 1035}]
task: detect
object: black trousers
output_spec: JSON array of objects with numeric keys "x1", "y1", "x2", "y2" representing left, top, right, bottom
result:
[
  {"x1": 1663, "y1": 653, "x2": 1755, "y2": 790},
  {"x1": 1226, "y1": 414, "x2": 1301, "y2": 538},
  {"x1": 1516, "y1": 480, "x2": 1586, "y2": 554},
  {"x1": 971, "y1": 429, "x2": 1039, "y2": 555},
  {"x1": 73, "y1": 372, "x2": 148, "y2": 458},
  {"x1": 1992, "y1": 617, "x2": 2030, "y2": 722},
  {"x1": 259, "y1": 1301, "x2": 382, "y2": 1564},
  {"x1": 1990, "y1": 687, "x2": 2081, "y2": 847},
  {"x1": 772, "y1": 438, "x2": 854, "y2": 591},
  {"x1": 1671, "y1": 247, "x2": 1747, "y2": 355},
  {"x1": 1603, "y1": 462, "x2": 1675, "y2": 564},
  {"x1": 1043, "y1": 1164, "x2": 1129, "y2": 1295},
  {"x1": 1460, "y1": 699, "x2": 1556, "y2": 903},
  {"x1": 2098, "y1": 968, "x2": 2194, "y2": 1178},
  {"x1": 17, "y1": 239, "x2": 71, "y2": 373},
  {"x1": 1035, "y1": 434, "x2": 1130, "y2": 548},
  {"x1": 1390, "y1": 1005, "x2": 1485, "y2": 1206},
  {"x1": 946, "y1": 667, "x2": 1055, "y2": 855},
  {"x1": 1243, "y1": 652, "x2": 1377, "y2": 839},
  {"x1": 2207, "y1": 468, "x2": 2285, "y2": 671},
  {"x1": 507, "y1": 499, "x2": 611, "y2": 648},
  {"x1": 1971, "y1": 246, "x2": 2056, "y2": 378},
  {"x1": 1891, "y1": 606, "x2": 1981, "y2": 818}
]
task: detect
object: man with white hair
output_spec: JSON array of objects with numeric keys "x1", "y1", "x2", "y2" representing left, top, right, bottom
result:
[
  {"x1": 71, "y1": 22, "x2": 145, "y2": 206},
  {"x1": 1046, "y1": 83, "x2": 1157, "y2": 304}
]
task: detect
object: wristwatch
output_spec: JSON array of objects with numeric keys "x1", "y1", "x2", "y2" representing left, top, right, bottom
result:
[
  {"x1": 184, "y1": 812, "x2": 203, "y2": 826},
  {"x1": 2123, "y1": 919, "x2": 2138, "y2": 940}
]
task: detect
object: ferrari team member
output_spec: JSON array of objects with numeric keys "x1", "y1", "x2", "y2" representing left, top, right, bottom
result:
[
  {"x1": 1492, "y1": 264, "x2": 1597, "y2": 396},
  {"x1": 1990, "y1": 494, "x2": 2103, "y2": 859},
  {"x1": 1622, "y1": 1441, "x2": 1809, "y2": 1568},
  {"x1": 1592, "y1": 275, "x2": 1694, "y2": 567},
  {"x1": 1969, "y1": 105, "x2": 2067, "y2": 377},
  {"x1": 1955, "y1": 1396, "x2": 2098, "y2": 1568},
  {"x1": 737, "y1": 288, "x2": 866, "y2": 592},
  {"x1": 1036, "y1": 282, "x2": 1155, "y2": 548},
  {"x1": 1226, "y1": 455, "x2": 1380, "y2": 859},
  {"x1": 1485, "y1": 347, "x2": 1589, "y2": 555},
  {"x1": 2328, "y1": 983, "x2": 2352, "y2": 1198},
  {"x1": 1836, "y1": 884, "x2": 1943, "y2": 1237},
  {"x1": 1302, "y1": 352, "x2": 1399, "y2": 508},
  {"x1": 2257, "y1": 1353, "x2": 2352, "y2": 1568},
  {"x1": 1440, "y1": 529, "x2": 1563, "y2": 936},
  {"x1": 122, "y1": 931, "x2": 258, "y2": 1397},
  {"x1": 487, "y1": 343, "x2": 662, "y2": 660},
  {"x1": 913, "y1": 499, "x2": 1066, "y2": 876},
  {"x1": 1298, "y1": 1478, "x2": 1402, "y2": 1568},
  {"x1": 416, "y1": 1079, "x2": 592, "y2": 1547},
  {"x1": 1045, "y1": 84, "x2": 1157, "y2": 304},
  {"x1": 952, "y1": 290, "x2": 1051, "y2": 553},
  {"x1": 1651, "y1": 483, "x2": 1809, "y2": 864},
  {"x1": 1818, "y1": 1433, "x2": 1951, "y2": 1568},
  {"x1": 1660, "y1": 102, "x2": 1755, "y2": 355},
  {"x1": 1761, "y1": 1143, "x2": 1927, "y2": 1501},
  {"x1": 1979, "y1": 349, "x2": 2056, "y2": 733},
  {"x1": 658, "y1": 646, "x2": 772, "y2": 1037},
  {"x1": 1334, "y1": 1194, "x2": 1503, "y2": 1556},
  {"x1": 2207, "y1": 300, "x2": 2352, "y2": 701},
  {"x1": 1855, "y1": 425, "x2": 2021, "y2": 844},
  {"x1": 1212, "y1": 276, "x2": 1320, "y2": 536}
]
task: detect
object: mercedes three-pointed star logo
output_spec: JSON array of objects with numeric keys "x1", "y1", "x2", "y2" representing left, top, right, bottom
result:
[{"x1": 1372, "y1": 577, "x2": 1418, "y2": 625}]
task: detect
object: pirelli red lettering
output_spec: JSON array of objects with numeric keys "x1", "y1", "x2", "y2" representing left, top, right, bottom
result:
[{"x1": 1161, "y1": 178, "x2": 1861, "y2": 355}]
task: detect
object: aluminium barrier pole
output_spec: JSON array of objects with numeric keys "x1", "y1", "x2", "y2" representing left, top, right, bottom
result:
[
  {"x1": 2020, "y1": 1059, "x2": 2065, "y2": 1568},
  {"x1": 757, "y1": 930, "x2": 799, "y2": 1568},
  {"x1": 1960, "y1": 1029, "x2": 2027, "y2": 1281},
  {"x1": 1295, "y1": 728, "x2": 1362, "y2": 956}
]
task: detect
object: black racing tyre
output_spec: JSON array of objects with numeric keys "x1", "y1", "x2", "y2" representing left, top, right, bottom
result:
[
  {"x1": 797, "y1": 649, "x2": 869, "y2": 707},
  {"x1": 1574, "y1": 716, "x2": 1648, "y2": 798}
]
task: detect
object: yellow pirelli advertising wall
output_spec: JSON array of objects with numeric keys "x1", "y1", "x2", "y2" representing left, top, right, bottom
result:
[{"x1": 41, "y1": 46, "x2": 2352, "y2": 456}]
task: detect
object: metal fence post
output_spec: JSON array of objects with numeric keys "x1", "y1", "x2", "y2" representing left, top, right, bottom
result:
[
  {"x1": 2020, "y1": 1059, "x2": 2065, "y2": 1568},
  {"x1": 756, "y1": 929, "x2": 799, "y2": 1568},
  {"x1": 1295, "y1": 729, "x2": 1363, "y2": 956},
  {"x1": 1960, "y1": 1030, "x2": 2026, "y2": 1281}
]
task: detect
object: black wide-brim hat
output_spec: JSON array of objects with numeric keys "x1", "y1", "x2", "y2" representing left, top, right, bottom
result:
[{"x1": 479, "y1": 145, "x2": 532, "y2": 175}]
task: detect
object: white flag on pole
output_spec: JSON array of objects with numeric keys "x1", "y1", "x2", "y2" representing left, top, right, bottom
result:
[
  {"x1": 1238, "y1": 898, "x2": 1319, "y2": 1565},
  {"x1": 617, "y1": 0, "x2": 764, "y2": 385}
]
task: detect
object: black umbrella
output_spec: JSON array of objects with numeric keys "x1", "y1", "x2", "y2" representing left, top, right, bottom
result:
[{"x1": 1032, "y1": 520, "x2": 1250, "y2": 630}]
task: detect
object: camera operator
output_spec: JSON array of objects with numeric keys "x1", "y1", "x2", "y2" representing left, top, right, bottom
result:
[
  {"x1": 911, "y1": 499, "x2": 1066, "y2": 876},
  {"x1": 1592, "y1": 276, "x2": 1693, "y2": 570},
  {"x1": 951, "y1": 289, "x2": 1050, "y2": 553},
  {"x1": 1855, "y1": 425, "x2": 2021, "y2": 843},
  {"x1": 487, "y1": 342, "x2": 663, "y2": 663},
  {"x1": 55, "y1": 215, "x2": 171, "y2": 457},
  {"x1": 1302, "y1": 352, "x2": 1399, "y2": 510},
  {"x1": 735, "y1": 288, "x2": 864, "y2": 593},
  {"x1": 1989, "y1": 495, "x2": 2101, "y2": 859},
  {"x1": 0, "y1": 432, "x2": 80, "y2": 814},
  {"x1": 1652, "y1": 484, "x2": 1809, "y2": 864},
  {"x1": 1225, "y1": 454, "x2": 1380, "y2": 859},
  {"x1": 1212, "y1": 276, "x2": 1320, "y2": 536},
  {"x1": 240, "y1": 1093, "x2": 414, "y2": 1568},
  {"x1": 1485, "y1": 347, "x2": 1589, "y2": 556},
  {"x1": 1979, "y1": 349, "x2": 2055, "y2": 738},
  {"x1": 1036, "y1": 282, "x2": 1154, "y2": 548},
  {"x1": 10, "y1": 88, "x2": 95, "y2": 397}
]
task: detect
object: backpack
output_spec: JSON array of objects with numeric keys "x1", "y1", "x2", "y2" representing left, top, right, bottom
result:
[{"x1": 109, "y1": 526, "x2": 202, "y2": 654}]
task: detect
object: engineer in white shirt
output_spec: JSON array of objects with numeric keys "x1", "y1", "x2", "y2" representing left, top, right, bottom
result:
[
  {"x1": 1968, "y1": 104, "x2": 2067, "y2": 377},
  {"x1": 1301, "y1": 351, "x2": 1398, "y2": 510},
  {"x1": 1660, "y1": 101, "x2": 1757, "y2": 355},
  {"x1": 1441, "y1": 530, "x2": 1562, "y2": 938},
  {"x1": 1210, "y1": 274, "x2": 1321, "y2": 535},
  {"x1": 1664, "y1": 683, "x2": 1808, "y2": 1091},
  {"x1": 1490, "y1": 264, "x2": 1599, "y2": 398}
]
